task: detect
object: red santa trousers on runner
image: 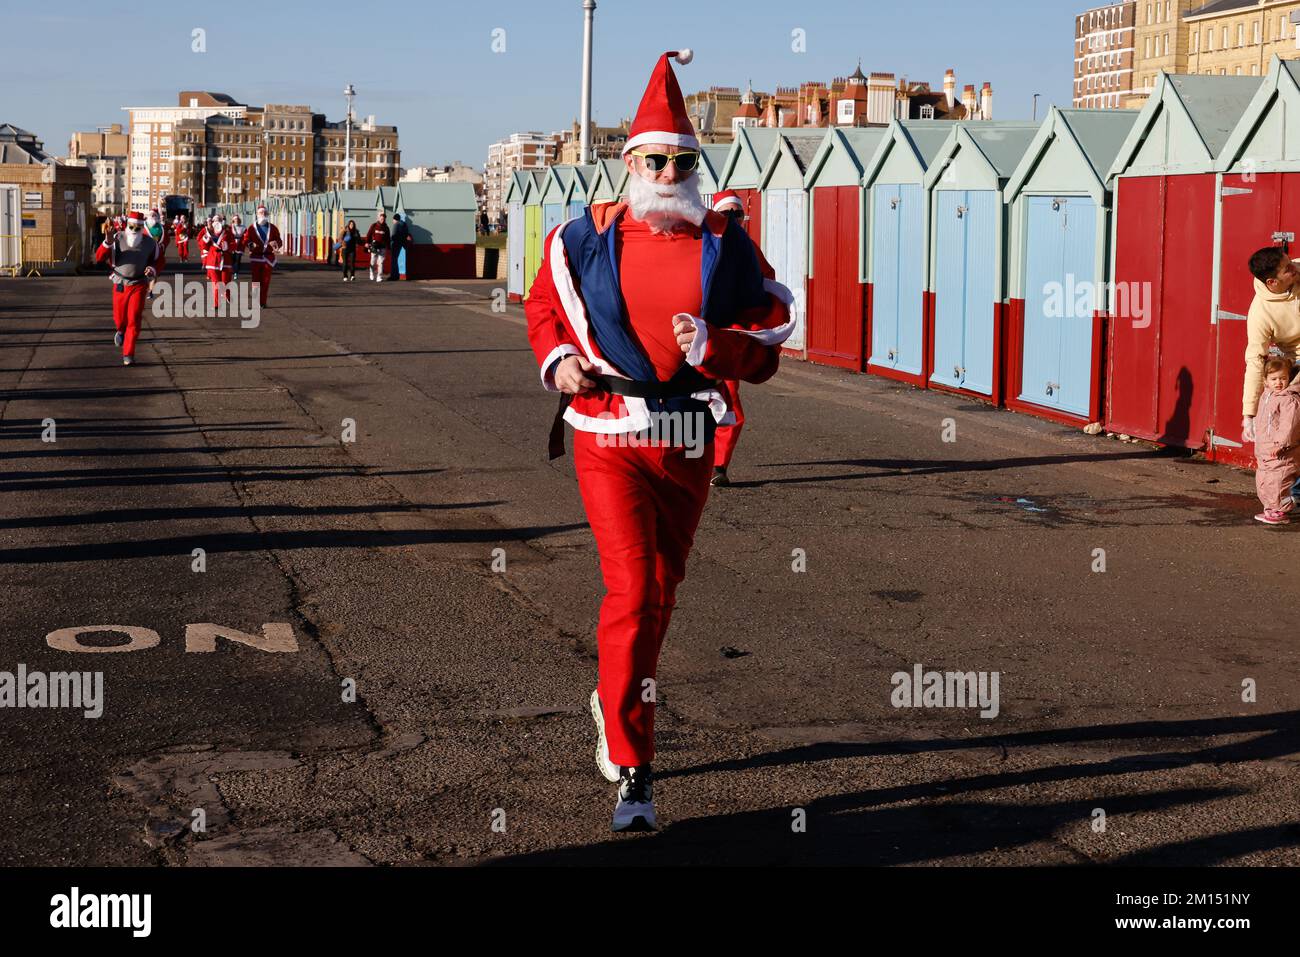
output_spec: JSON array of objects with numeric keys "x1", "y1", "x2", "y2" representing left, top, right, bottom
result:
[
  {"x1": 250, "y1": 261, "x2": 273, "y2": 307},
  {"x1": 206, "y1": 267, "x2": 232, "y2": 308},
  {"x1": 112, "y1": 283, "x2": 148, "y2": 358},
  {"x1": 574, "y1": 429, "x2": 713, "y2": 767},
  {"x1": 713, "y1": 380, "x2": 745, "y2": 469}
]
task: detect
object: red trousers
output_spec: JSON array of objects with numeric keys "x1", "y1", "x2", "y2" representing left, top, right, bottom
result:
[
  {"x1": 206, "y1": 267, "x2": 232, "y2": 307},
  {"x1": 177, "y1": 239, "x2": 189, "y2": 260},
  {"x1": 250, "y1": 261, "x2": 273, "y2": 306},
  {"x1": 574, "y1": 429, "x2": 713, "y2": 767},
  {"x1": 112, "y1": 282, "x2": 148, "y2": 358},
  {"x1": 713, "y1": 380, "x2": 745, "y2": 469}
]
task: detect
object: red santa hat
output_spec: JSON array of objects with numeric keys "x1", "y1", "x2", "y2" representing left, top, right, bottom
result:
[
  {"x1": 711, "y1": 190, "x2": 743, "y2": 213},
  {"x1": 126, "y1": 211, "x2": 145, "y2": 224},
  {"x1": 256, "y1": 204, "x2": 268, "y2": 214},
  {"x1": 623, "y1": 49, "x2": 698, "y2": 155}
]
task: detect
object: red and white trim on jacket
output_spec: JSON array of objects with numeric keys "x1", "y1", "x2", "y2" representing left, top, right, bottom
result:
[{"x1": 546, "y1": 221, "x2": 654, "y2": 434}]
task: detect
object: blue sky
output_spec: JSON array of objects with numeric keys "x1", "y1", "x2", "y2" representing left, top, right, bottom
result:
[{"x1": 4, "y1": 0, "x2": 1084, "y2": 168}]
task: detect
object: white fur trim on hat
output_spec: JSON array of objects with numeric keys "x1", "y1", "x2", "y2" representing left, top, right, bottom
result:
[
  {"x1": 622, "y1": 130, "x2": 701, "y2": 155},
  {"x1": 712, "y1": 195, "x2": 743, "y2": 212}
]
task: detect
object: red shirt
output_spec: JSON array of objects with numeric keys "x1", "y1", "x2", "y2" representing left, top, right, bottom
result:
[{"x1": 616, "y1": 215, "x2": 703, "y2": 382}]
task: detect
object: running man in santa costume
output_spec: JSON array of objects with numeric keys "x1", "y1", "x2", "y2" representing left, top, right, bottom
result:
[
  {"x1": 198, "y1": 213, "x2": 235, "y2": 308},
  {"x1": 174, "y1": 216, "x2": 190, "y2": 261},
  {"x1": 242, "y1": 204, "x2": 282, "y2": 308},
  {"x1": 707, "y1": 189, "x2": 774, "y2": 487},
  {"x1": 526, "y1": 49, "x2": 795, "y2": 831},
  {"x1": 94, "y1": 210, "x2": 157, "y2": 366}
]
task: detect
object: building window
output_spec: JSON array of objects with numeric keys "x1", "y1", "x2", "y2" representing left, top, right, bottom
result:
[{"x1": 1238, "y1": 23, "x2": 1245, "y2": 47}]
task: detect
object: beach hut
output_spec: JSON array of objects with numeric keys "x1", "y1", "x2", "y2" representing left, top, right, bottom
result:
[
  {"x1": 923, "y1": 121, "x2": 1041, "y2": 401},
  {"x1": 802, "y1": 127, "x2": 890, "y2": 370},
  {"x1": 861, "y1": 120, "x2": 955, "y2": 386},
  {"x1": 523, "y1": 170, "x2": 545, "y2": 295},
  {"x1": 587, "y1": 158, "x2": 628, "y2": 204},
  {"x1": 698, "y1": 144, "x2": 730, "y2": 209},
  {"x1": 567, "y1": 164, "x2": 597, "y2": 219},
  {"x1": 718, "y1": 128, "x2": 786, "y2": 244},
  {"x1": 1207, "y1": 56, "x2": 1300, "y2": 466},
  {"x1": 505, "y1": 171, "x2": 531, "y2": 302},
  {"x1": 756, "y1": 129, "x2": 829, "y2": 355},
  {"x1": 1107, "y1": 71, "x2": 1262, "y2": 451},
  {"x1": 540, "y1": 165, "x2": 576, "y2": 239},
  {"x1": 1003, "y1": 108, "x2": 1138, "y2": 425},
  {"x1": 392, "y1": 182, "x2": 477, "y2": 279}
]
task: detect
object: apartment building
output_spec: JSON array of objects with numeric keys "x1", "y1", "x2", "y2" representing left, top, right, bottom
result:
[
  {"x1": 1074, "y1": 2, "x2": 1138, "y2": 108},
  {"x1": 1184, "y1": 0, "x2": 1300, "y2": 77},
  {"x1": 128, "y1": 92, "x2": 399, "y2": 212},
  {"x1": 484, "y1": 131, "x2": 558, "y2": 223}
]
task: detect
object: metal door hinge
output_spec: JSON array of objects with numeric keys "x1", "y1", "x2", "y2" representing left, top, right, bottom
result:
[
  {"x1": 1216, "y1": 309, "x2": 1248, "y2": 322},
  {"x1": 1221, "y1": 186, "x2": 1253, "y2": 196}
]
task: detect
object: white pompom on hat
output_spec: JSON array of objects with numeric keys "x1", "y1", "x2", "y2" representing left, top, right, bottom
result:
[{"x1": 623, "y1": 49, "x2": 701, "y2": 155}]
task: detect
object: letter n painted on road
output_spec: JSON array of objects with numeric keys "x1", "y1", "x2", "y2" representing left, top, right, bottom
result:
[{"x1": 184, "y1": 623, "x2": 299, "y2": 653}]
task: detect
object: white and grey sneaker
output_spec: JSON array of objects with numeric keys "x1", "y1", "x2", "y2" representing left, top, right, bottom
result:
[
  {"x1": 590, "y1": 689, "x2": 620, "y2": 783},
  {"x1": 613, "y1": 765, "x2": 655, "y2": 832},
  {"x1": 122, "y1": 356, "x2": 134, "y2": 366},
  {"x1": 113, "y1": 331, "x2": 124, "y2": 347}
]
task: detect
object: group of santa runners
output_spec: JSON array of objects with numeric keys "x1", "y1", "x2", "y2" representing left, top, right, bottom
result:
[{"x1": 95, "y1": 206, "x2": 282, "y2": 365}]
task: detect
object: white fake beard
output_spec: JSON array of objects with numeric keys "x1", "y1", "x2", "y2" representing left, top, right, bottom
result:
[
  {"x1": 123, "y1": 228, "x2": 145, "y2": 248},
  {"x1": 625, "y1": 169, "x2": 707, "y2": 233}
]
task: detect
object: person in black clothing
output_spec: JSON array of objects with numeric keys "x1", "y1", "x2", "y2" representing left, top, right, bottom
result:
[
  {"x1": 339, "y1": 220, "x2": 362, "y2": 282},
  {"x1": 390, "y1": 213, "x2": 411, "y2": 280}
]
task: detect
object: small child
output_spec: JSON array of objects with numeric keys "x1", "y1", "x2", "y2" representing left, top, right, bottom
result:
[{"x1": 1254, "y1": 355, "x2": 1300, "y2": 525}]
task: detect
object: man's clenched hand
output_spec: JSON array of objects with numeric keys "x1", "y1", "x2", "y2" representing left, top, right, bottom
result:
[{"x1": 555, "y1": 355, "x2": 598, "y2": 395}]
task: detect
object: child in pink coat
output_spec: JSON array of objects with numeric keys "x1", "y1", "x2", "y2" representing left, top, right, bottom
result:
[{"x1": 1254, "y1": 356, "x2": 1300, "y2": 525}]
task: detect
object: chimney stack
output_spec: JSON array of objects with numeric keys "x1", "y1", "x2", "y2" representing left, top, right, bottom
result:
[
  {"x1": 963, "y1": 84, "x2": 977, "y2": 116},
  {"x1": 944, "y1": 69, "x2": 956, "y2": 110},
  {"x1": 981, "y1": 82, "x2": 993, "y2": 121}
]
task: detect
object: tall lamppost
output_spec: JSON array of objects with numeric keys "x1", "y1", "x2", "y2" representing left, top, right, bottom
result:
[
  {"x1": 344, "y1": 83, "x2": 356, "y2": 189},
  {"x1": 580, "y1": 1, "x2": 596, "y2": 164},
  {"x1": 1032, "y1": 93, "x2": 1041, "y2": 122}
]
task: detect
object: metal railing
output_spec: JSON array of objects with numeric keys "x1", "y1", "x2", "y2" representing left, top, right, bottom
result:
[{"x1": 0, "y1": 234, "x2": 87, "y2": 277}]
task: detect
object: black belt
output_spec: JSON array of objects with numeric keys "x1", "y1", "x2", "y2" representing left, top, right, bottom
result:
[
  {"x1": 547, "y1": 368, "x2": 720, "y2": 460},
  {"x1": 588, "y1": 369, "x2": 719, "y2": 399}
]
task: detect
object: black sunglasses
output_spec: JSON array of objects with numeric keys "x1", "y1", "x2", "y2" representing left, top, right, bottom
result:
[{"x1": 630, "y1": 149, "x2": 700, "y2": 173}]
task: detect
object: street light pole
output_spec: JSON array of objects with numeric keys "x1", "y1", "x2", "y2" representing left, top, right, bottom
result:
[
  {"x1": 344, "y1": 84, "x2": 356, "y2": 190},
  {"x1": 580, "y1": 0, "x2": 596, "y2": 164},
  {"x1": 1032, "y1": 93, "x2": 1041, "y2": 122}
]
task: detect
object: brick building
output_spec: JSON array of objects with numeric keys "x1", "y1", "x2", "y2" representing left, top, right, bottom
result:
[
  {"x1": 1074, "y1": 2, "x2": 1138, "y2": 108},
  {"x1": 127, "y1": 92, "x2": 399, "y2": 213},
  {"x1": 0, "y1": 124, "x2": 93, "y2": 268}
]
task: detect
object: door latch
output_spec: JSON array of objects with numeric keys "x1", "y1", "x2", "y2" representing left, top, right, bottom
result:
[
  {"x1": 1274, "y1": 231, "x2": 1295, "y2": 252},
  {"x1": 956, "y1": 205, "x2": 967, "y2": 219},
  {"x1": 887, "y1": 349, "x2": 896, "y2": 361},
  {"x1": 1046, "y1": 381, "x2": 1059, "y2": 397},
  {"x1": 954, "y1": 364, "x2": 963, "y2": 378}
]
